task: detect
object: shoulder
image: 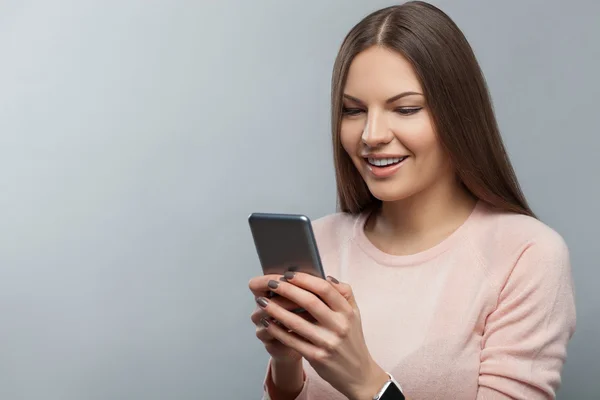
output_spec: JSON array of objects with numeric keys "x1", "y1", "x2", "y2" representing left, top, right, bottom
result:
[
  {"x1": 475, "y1": 207, "x2": 576, "y2": 397},
  {"x1": 471, "y1": 204, "x2": 575, "y2": 320},
  {"x1": 310, "y1": 211, "x2": 360, "y2": 256},
  {"x1": 469, "y1": 203, "x2": 570, "y2": 276}
]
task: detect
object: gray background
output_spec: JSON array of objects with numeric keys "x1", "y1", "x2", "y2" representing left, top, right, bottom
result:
[{"x1": 0, "y1": 0, "x2": 597, "y2": 399}]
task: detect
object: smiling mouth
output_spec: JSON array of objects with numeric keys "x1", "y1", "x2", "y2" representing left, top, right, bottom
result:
[{"x1": 365, "y1": 156, "x2": 408, "y2": 167}]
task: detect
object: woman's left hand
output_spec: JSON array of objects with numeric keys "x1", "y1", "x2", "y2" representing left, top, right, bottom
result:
[{"x1": 249, "y1": 272, "x2": 389, "y2": 400}]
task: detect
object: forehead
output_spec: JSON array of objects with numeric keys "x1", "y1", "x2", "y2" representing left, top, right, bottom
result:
[{"x1": 344, "y1": 46, "x2": 422, "y2": 98}]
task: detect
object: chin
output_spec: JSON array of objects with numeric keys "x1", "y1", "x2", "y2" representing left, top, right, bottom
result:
[{"x1": 365, "y1": 180, "x2": 417, "y2": 203}]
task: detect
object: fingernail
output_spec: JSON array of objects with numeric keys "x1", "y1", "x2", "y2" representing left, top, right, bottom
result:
[
  {"x1": 268, "y1": 280, "x2": 279, "y2": 290},
  {"x1": 328, "y1": 275, "x2": 339, "y2": 284},
  {"x1": 284, "y1": 271, "x2": 295, "y2": 280},
  {"x1": 279, "y1": 276, "x2": 287, "y2": 282},
  {"x1": 256, "y1": 297, "x2": 269, "y2": 308},
  {"x1": 260, "y1": 318, "x2": 270, "y2": 327}
]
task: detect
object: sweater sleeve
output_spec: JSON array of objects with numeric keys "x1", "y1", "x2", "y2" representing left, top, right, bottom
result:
[
  {"x1": 262, "y1": 358, "x2": 310, "y2": 400},
  {"x1": 477, "y1": 233, "x2": 576, "y2": 399}
]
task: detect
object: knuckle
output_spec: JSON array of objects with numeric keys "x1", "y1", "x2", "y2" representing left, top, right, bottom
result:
[
  {"x1": 281, "y1": 319, "x2": 299, "y2": 333},
  {"x1": 321, "y1": 338, "x2": 339, "y2": 354},
  {"x1": 256, "y1": 327, "x2": 272, "y2": 342},
  {"x1": 248, "y1": 277, "x2": 261, "y2": 291},
  {"x1": 318, "y1": 281, "x2": 333, "y2": 297},
  {"x1": 265, "y1": 342, "x2": 284, "y2": 354},
  {"x1": 306, "y1": 296, "x2": 323, "y2": 308},
  {"x1": 250, "y1": 309, "x2": 262, "y2": 324},
  {"x1": 311, "y1": 348, "x2": 331, "y2": 363},
  {"x1": 305, "y1": 296, "x2": 322, "y2": 311},
  {"x1": 336, "y1": 321, "x2": 350, "y2": 337},
  {"x1": 264, "y1": 301, "x2": 279, "y2": 315},
  {"x1": 264, "y1": 343, "x2": 276, "y2": 353},
  {"x1": 344, "y1": 308, "x2": 357, "y2": 322}
]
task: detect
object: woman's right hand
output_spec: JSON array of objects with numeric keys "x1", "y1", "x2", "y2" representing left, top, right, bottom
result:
[
  {"x1": 251, "y1": 301, "x2": 303, "y2": 362},
  {"x1": 250, "y1": 274, "x2": 314, "y2": 399},
  {"x1": 250, "y1": 275, "x2": 303, "y2": 362}
]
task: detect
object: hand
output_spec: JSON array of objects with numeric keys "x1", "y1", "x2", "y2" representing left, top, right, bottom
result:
[
  {"x1": 252, "y1": 272, "x2": 389, "y2": 400},
  {"x1": 249, "y1": 274, "x2": 303, "y2": 362}
]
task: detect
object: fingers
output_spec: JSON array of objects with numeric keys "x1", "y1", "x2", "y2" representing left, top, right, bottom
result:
[
  {"x1": 251, "y1": 306, "x2": 267, "y2": 326},
  {"x1": 262, "y1": 278, "x2": 335, "y2": 325},
  {"x1": 256, "y1": 324, "x2": 275, "y2": 343},
  {"x1": 278, "y1": 272, "x2": 354, "y2": 315},
  {"x1": 256, "y1": 295, "x2": 333, "y2": 349},
  {"x1": 248, "y1": 274, "x2": 284, "y2": 297},
  {"x1": 261, "y1": 314, "x2": 321, "y2": 360},
  {"x1": 325, "y1": 276, "x2": 358, "y2": 308}
]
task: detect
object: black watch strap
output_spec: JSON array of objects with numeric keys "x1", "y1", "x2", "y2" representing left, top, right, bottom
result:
[
  {"x1": 379, "y1": 381, "x2": 405, "y2": 400},
  {"x1": 373, "y1": 373, "x2": 405, "y2": 400}
]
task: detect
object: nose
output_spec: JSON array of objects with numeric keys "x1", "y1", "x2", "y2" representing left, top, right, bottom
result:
[{"x1": 361, "y1": 110, "x2": 394, "y2": 148}]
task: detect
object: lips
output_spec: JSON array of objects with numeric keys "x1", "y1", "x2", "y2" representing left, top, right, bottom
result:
[
  {"x1": 362, "y1": 155, "x2": 409, "y2": 178},
  {"x1": 366, "y1": 156, "x2": 408, "y2": 167}
]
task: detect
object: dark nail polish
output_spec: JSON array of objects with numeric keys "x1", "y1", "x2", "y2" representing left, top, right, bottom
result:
[
  {"x1": 260, "y1": 318, "x2": 270, "y2": 327},
  {"x1": 328, "y1": 275, "x2": 340, "y2": 284},
  {"x1": 279, "y1": 276, "x2": 287, "y2": 282},
  {"x1": 256, "y1": 297, "x2": 269, "y2": 308},
  {"x1": 283, "y1": 271, "x2": 295, "y2": 280},
  {"x1": 268, "y1": 280, "x2": 279, "y2": 290}
]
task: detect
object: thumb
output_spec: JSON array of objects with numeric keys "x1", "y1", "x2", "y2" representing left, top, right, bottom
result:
[{"x1": 327, "y1": 275, "x2": 357, "y2": 308}]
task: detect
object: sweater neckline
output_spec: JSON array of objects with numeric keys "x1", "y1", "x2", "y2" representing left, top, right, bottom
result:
[{"x1": 352, "y1": 200, "x2": 484, "y2": 267}]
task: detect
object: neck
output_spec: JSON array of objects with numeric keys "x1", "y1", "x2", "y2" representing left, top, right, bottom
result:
[{"x1": 367, "y1": 178, "x2": 477, "y2": 253}]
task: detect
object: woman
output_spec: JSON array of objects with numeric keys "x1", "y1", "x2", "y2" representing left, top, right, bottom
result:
[{"x1": 248, "y1": 2, "x2": 576, "y2": 399}]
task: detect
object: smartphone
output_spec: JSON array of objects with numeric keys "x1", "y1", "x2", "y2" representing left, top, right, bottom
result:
[{"x1": 248, "y1": 212, "x2": 326, "y2": 280}]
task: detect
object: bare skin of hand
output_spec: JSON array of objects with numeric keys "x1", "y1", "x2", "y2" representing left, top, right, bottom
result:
[
  {"x1": 248, "y1": 272, "x2": 389, "y2": 400},
  {"x1": 250, "y1": 284, "x2": 303, "y2": 362},
  {"x1": 250, "y1": 275, "x2": 318, "y2": 399}
]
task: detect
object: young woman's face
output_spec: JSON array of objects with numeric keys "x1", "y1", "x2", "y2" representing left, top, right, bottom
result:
[{"x1": 340, "y1": 46, "x2": 453, "y2": 203}]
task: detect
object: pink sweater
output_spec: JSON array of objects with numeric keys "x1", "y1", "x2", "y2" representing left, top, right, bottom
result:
[{"x1": 263, "y1": 201, "x2": 576, "y2": 399}]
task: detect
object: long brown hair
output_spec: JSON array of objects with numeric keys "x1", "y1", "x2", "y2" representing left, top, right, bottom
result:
[{"x1": 331, "y1": 1, "x2": 534, "y2": 218}]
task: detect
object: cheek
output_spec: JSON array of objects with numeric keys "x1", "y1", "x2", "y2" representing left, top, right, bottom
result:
[
  {"x1": 407, "y1": 135, "x2": 450, "y2": 178},
  {"x1": 340, "y1": 131, "x2": 352, "y2": 155},
  {"x1": 392, "y1": 114, "x2": 442, "y2": 162},
  {"x1": 340, "y1": 120, "x2": 363, "y2": 156},
  {"x1": 404, "y1": 133, "x2": 440, "y2": 159}
]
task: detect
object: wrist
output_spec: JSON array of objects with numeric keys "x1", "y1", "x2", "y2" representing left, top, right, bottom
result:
[
  {"x1": 349, "y1": 360, "x2": 389, "y2": 400},
  {"x1": 270, "y1": 357, "x2": 304, "y2": 399},
  {"x1": 271, "y1": 356, "x2": 302, "y2": 368}
]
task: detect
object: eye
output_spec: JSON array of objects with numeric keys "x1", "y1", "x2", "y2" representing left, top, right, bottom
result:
[
  {"x1": 342, "y1": 107, "x2": 364, "y2": 116},
  {"x1": 394, "y1": 107, "x2": 422, "y2": 115}
]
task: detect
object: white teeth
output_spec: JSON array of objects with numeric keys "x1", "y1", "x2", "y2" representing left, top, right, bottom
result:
[{"x1": 367, "y1": 157, "x2": 406, "y2": 167}]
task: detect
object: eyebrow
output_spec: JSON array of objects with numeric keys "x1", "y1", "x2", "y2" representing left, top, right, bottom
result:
[{"x1": 343, "y1": 91, "x2": 423, "y2": 105}]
